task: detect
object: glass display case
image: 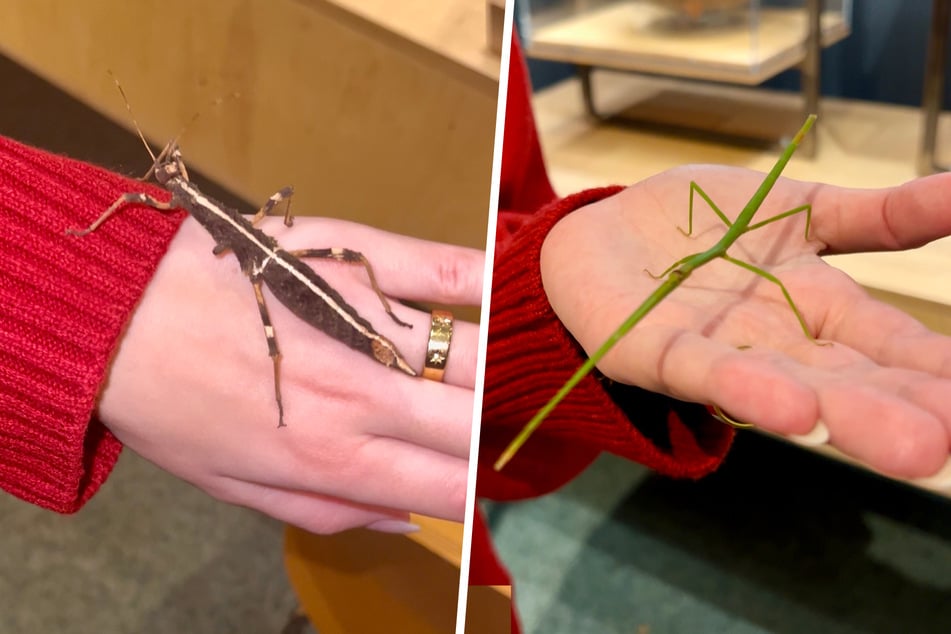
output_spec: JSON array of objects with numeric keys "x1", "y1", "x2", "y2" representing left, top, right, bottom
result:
[
  {"x1": 519, "y1": 1, "x2": 852, "y2": 151},
  {"x1": 519, "y1": 0, "x2": 852, "y2": 84}
]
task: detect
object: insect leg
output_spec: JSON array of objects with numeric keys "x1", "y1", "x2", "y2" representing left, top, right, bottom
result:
[
  {"x1": 65, "y1": 192, "x2": 175, "y2": 236},
  {"x1": 720, "y1": 254, "x2": 829, "y2": 346},
  {"x1": 213, "y1": 188, "x2": 296, "y2": 257},
  {"x1": 683, "y1": 181, "x2": 734, "y2": 236},
  {"x1": 251, "y1": 280, "x2": 286, "y2": 427},
  {"x1": 288, "y1": 248, "x2": 412, "y2": 329},
  {"x1": 744, "y1": 203, "x2": 814, "y2": 241},
  {"x1": 645, "y1": 251, "x2": 698, "y2": 280},
  {"x1": 250, "y1": 187, "x2": 295, "y2": 227}
]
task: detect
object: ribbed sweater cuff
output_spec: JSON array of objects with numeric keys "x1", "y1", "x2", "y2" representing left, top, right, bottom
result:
[
  {"x1": 0, "y1": 136, "x2": 186, "y2": 512},
  {"x1": 480, "y1": 187, "x2": 732, "y2": 500}
]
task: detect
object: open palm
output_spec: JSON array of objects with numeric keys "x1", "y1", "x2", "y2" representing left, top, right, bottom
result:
[{"x1": 541, "y1": 166, "x2": 951, "y2": 483}]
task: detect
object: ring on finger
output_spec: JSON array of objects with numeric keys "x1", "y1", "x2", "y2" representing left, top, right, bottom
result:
[
  {"x1": 711, "y1": 404, "x2": 755, "y2": 429},
  {"x1": 422, "y1": 309, "x2": 453, "y2": 382}
]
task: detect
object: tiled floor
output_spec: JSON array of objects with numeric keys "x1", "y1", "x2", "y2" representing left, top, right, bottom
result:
[
  {"x1": 487, "y1": 432, "x2": 951, "y2": 633},
  {"x1": 0, "y1": 451, "x2": 298, "y2": 633}
]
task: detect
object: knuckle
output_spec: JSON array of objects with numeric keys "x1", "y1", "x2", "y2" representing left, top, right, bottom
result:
[
  {"x1": 434, "y1": 249, "x2": 481, "y2": 303},
  {"x1": 442, "y1": 470, "x2": 469, "y2": 520}
]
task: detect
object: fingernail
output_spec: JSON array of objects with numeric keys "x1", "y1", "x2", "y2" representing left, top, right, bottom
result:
[
  {"x1": 787, "y1": 420, "x2": 830, "y2": 447},
  {"x1": 912, "y1": 456, "x2": 951, "y2": 491},
  {"x1": 367, "y1": 519, "x2": 421, "y2": 534}
]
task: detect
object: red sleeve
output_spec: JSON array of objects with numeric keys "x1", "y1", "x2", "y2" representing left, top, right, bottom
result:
[
  {"x1": 0, "y1": 135, "x2": 185, "y2": 512},
  {"x1": 468, "y1": 507, "x2": 521, "y2": 633},
  {"x1": 478, "y1": 37, "x2": 733, "y2": 502},
  {"x1": 496, "y1": 32, "x2": 556, "y2": 218}
]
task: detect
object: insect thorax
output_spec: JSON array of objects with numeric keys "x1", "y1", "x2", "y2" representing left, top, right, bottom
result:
[{"x1": 170, "y1": 179, "x2": 278, "y2": 270}]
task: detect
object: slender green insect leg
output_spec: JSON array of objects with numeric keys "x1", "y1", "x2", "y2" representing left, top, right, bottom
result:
[
  {"x1": 496, "y1": 273, "x2": 685, "y2": 470},
  {"x1": 646, "y1": 252, "x2": 695, "y2": 280},
  {"x1": 720, "y1": 254, "x2": 828, "y2": 345},
  {"x1": 684, "y1": 181, "x2": 734, "y2": 236},
  {"x1": 290, "y1": 248, "x2": 412, "y2": 329},
  {"x1": 251, "y1": 280, "x2": 286, "y2": 427},
  {"x1": 494, "y1": 355, "x2": 601, "y2": 471},
  {"x1": 744, "y1": 203, "x2": 814, "y2": 241},
  {"x1": 250, "y1": 186, "x2": 295, "y2": 227}
]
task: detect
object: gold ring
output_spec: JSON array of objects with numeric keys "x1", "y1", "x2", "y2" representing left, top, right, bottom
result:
[
  {"x1": 422, "y1": 309, "x2": 453, "y2": 382},
  {"x1": 711, "y1": 404, "x2": 755, "y2": 429}
]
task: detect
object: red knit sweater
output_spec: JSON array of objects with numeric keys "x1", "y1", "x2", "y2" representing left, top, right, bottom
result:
[{"x1": 0, "y1": 138, "x2": 185, "y2": 512}]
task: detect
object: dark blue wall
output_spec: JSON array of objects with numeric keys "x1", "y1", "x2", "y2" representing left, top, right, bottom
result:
[{"x1": 519, "y1": 0, "x2": 949, "y2": 108}]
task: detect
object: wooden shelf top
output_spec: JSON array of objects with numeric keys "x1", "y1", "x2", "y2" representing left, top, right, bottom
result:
[{"x1": 527, "y1": 3, "x2": 849, "y2": 84}]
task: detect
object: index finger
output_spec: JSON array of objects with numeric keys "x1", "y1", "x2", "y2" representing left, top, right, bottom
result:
[
  {"x1": 811, "y1": 172, "x2": 951, "y2": 254},
  {"x1": 269, "y1": 216, "x2": 486, "y2": 306}
]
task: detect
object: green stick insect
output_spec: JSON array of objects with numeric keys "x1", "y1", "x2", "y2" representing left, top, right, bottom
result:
[{"x1": 494, "y1": 114, "x2": 822, "y2": 471}]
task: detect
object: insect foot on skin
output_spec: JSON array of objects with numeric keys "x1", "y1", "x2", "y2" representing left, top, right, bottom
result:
[
  {"x1": 494, "y1": 115, "x2": 824, "y2": 471},
  {"x1": 67, "y1": 82, "x2": 416, "y2": 428}
]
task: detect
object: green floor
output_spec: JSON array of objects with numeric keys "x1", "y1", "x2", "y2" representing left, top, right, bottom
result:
[{"x1": 486, "y1": 432, "x2": 951, "y2": 634}]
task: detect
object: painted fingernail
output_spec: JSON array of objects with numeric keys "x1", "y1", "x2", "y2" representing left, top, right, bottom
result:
[
  {"x1": 367, "y1": 519, "x2": 421, "y2": 534},
  {"x1": 787, "y1": 420, "x2": 830, "y2": 446},
  {"x1": 911, "y1": 456, "x2": 951, "y2": 491}
]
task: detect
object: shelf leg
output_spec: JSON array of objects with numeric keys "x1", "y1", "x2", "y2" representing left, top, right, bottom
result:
[
  {"x1": 577, "y1": 65, "x2": 605, "y2": 122},
  {"x1": 800, "y1": 0, "x2": 822, "y2": 158},
  {"x1": 919, "y1": 0, "x2": 951, "y2": 175}
]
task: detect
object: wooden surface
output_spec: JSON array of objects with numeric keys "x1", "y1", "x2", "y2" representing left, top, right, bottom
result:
[
  {"x1": 526, "y1": 3, "x2": 849, "y2": 84},
  {"x1": 532, "y1": 71, "x2": 951, "y2": 496},
  {"x1": 284, "y1": 516, "x2": 512, "y2": 633},
  {"x1": 406, "y1": 513, "x2": 465, "y2": 568},
  {"x1": 487, "y1": 0, "x2": 508, "y2": 54},
  {"x1": 283, "y1": 516, "x2": 461, "y2": 634},
  {"x1": 0, "y1": 0, "x2": 498, "y2": 251},
  {"x1": 465, "y1": 584, "x2": 513, "y2": 633}
]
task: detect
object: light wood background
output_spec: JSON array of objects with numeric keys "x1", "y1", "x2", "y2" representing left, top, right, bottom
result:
[{"x1": 0, "y1": 0, "x2": 499, "y2": 250}]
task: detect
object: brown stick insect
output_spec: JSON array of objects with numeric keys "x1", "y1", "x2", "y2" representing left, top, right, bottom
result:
[{"x1": 67, "y1": 81, "x2": 416, "y2": 427}]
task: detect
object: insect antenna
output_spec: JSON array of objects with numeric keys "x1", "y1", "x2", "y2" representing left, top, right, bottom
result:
[
  {"x1": 109, "y1": 71, "x2": 241, "y2": 181},
  {"x1": 108, "y1": 70, "x2": 157, "y2": 164},
  {"x1": 161, "y1": 93, "x2": 241, "y2": 182}
]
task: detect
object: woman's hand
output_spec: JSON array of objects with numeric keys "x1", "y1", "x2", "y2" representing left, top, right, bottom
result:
[
  {"x1": 541, "y1": 167, "x2": 951, "y2": 482},
  {"x1": 98, "y1": 216, "x2": 482, "y2": 534}
]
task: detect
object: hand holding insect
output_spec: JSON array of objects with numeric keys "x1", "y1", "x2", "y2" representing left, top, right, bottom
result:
[
  {"x1": 499, "y1": 138, "x2": 951, "y2": 483},
  {"x1": 95, "y1": 214, "x2": 483, "y2": 532},
  {"x1": 59, "y1": 78, "x2": 484, "y2": 531}
]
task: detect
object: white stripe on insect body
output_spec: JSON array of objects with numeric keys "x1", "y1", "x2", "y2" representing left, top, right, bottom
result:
[{"x1": 177, "y1": 180, "x2": 377, "y2": 340}]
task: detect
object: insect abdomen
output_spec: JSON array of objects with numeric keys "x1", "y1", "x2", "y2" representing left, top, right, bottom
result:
[{"x1": 262, "y1": 256, "x2": 380, "y2": 359}]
